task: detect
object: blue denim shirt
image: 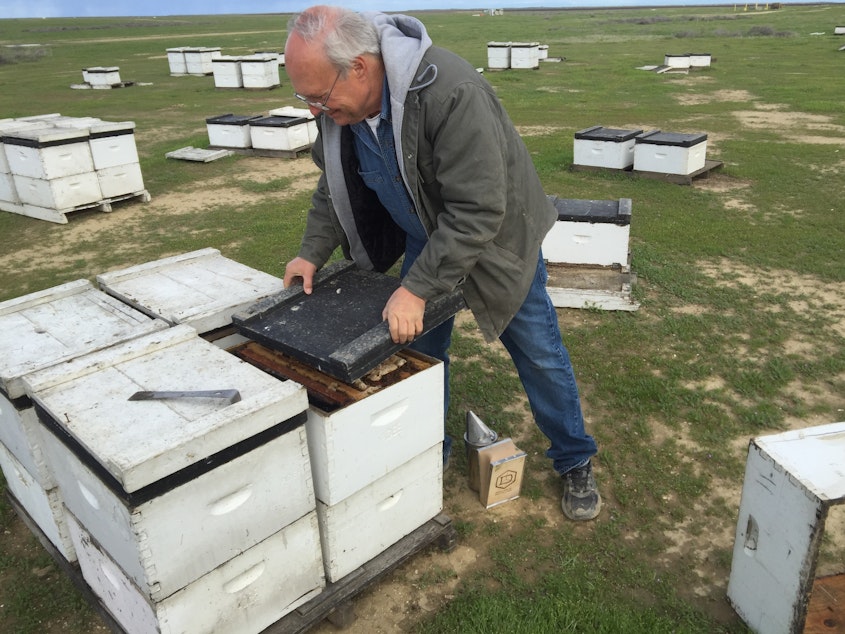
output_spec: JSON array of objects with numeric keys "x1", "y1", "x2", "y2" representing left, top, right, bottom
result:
[{"x1": 351, "y1": 79, "x2": 427, "y2": 243}]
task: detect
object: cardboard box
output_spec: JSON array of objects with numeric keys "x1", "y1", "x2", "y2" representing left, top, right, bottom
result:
[{"x1": 477, "y1": 439, "x2": 527, "y2": 508}]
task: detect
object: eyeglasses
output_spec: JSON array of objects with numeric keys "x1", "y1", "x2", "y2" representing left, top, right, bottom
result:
[{"x1": 293, "y1": 70, "x2": 341, "y2": 111}]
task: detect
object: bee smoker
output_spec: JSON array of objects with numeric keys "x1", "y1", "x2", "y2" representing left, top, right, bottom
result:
[{"x1": 464, "y1": 410, "x2": 498, "y2": 492}]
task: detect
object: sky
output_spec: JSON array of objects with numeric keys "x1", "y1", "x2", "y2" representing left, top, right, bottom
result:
[{"x1": 3, "y1": 0, "x2": 810, "y2": 20}]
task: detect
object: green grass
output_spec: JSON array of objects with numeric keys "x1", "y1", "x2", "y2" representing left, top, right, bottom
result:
[{"x1": 2, "y1": 4, "x2": 845, "y2": 633}]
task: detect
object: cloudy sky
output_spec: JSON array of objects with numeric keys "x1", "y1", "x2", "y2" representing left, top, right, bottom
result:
[{"x1": 3, "y1": 0, "x2": 757, "y2": 19}]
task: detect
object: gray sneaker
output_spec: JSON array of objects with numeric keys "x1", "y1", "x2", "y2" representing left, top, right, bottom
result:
[{"x1": 561, "y1": 461, "x2": 602, "y2": 521}]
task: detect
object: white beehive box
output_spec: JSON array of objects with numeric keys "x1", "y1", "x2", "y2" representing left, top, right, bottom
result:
[
  {"x1": 96, "y1": 248, "x2": 286, "y2": 335},
  {"x1": 240, "y1": 54, "x2": 280, "y2": 89},
  {"x1": 268, "y1": 106, "x2": 318, "y2": 143},
  {"x1": 510, "y1": 42, "x2": 539, "y2": 69},
  {"x1": 727, "y1": 422, "x2": 845, "y2": 634},
  {"x1": 211, "y1": 56, "x2": 243, "y2": 88},
  {"x1": 249, "y1": 115, "x2": 311, "y2": 151},
  {"x1": 0, "y1": 441, "x2": 76, "y2": 560},
  {"x1": 542, "y1": 197, "x2": 632, "y2": 267},
  {"x1": 206, "y1": 114, "x2": 261, "y2": 148},
  {"x1": 834, "y1": 25, "x2": 845, "y2": 35},
  {"x1": 306, "y1": 351, "x2": 444, "y2": 506},
  {"x1": 87, "y1": 121, "x2": 139, "y2": 169},
  {"x1": 688, "y1": 52, "x2": 711, "y2": 68},
  {"x1": 3, "y1": 126, "x2": 94, "y2": 179},
  {"x1": 96, "y1": 162, "x2": 145, "y2": 198},
  {"x1": 166, "y1": 47, "x2": 188, "y2": 75},
  {"x1": 183, "y1": 47, "x2": 221, "y2": 75},
  {"x1": 0, "y1": 279, "x2": 166, "y2": 559},
  {"x1": 0, "y1": 171, "x2": 19, "y2": 205},
  {"x1": 68, "y1": 510, "x2": 324, "y2": 634},
  {"x1": 13, "y1": 171, "x2": 102, "y2": 210},
  {"x1": 318, "y1": 443, "x2": 443, "y2": 582},
  {"x1": 663, "y1": 54, "x2": 691, "y2": 69},
  {"x1": 573, "y1": 126, "x2": 643, "y2": 170},
  {"x1": 634, "y1": 130, "x2": 707, "y2": 175},
  {"x1": 25, "y1": 324, "x2": 313, "y2": 602},
  {"x1": 487, "y1": 41, "x2": 511, "y2": 69},
  {"x1": 82, "y1": 66, "x2": 121, "y2": 86},
  {"x1": 538, "y1": 44, "x2": 549, "y2": 60}
]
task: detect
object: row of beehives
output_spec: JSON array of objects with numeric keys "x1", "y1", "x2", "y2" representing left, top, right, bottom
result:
[
  {"x1": 0, "y1": 248, "x2": 444, "y2": 634},
  {"x1": 573, "y1": 125, "x2": 709, "y2": 175},
  {"x1": 166, "y1": 47, "x2": 283, "y2": 89},
  {"x1": 206, "y1": 106, "x2": 317, "y2": 151},
  {"x1": 661, "y1": 52, "x2": 712, "y2": 70},
  {"x1": 486, "y1": 41, "x2": 550, "y2": 69},
  {"x1": 0, "y1": 113, "x2": 147, "y2": 224}
]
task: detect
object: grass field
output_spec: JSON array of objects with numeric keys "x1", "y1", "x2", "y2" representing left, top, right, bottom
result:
[{"x1": 1, "y1": 4, "x2": 844, "y2": 633}]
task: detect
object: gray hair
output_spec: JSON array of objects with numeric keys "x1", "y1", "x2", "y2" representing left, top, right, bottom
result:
[{"x1": 287, "y1": 6, "x2": 380, "y2": 74}]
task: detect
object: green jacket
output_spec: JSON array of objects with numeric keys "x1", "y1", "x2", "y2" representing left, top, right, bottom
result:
[{"x1": 298, "y1": 13, "x2": 556, "y2": 341}]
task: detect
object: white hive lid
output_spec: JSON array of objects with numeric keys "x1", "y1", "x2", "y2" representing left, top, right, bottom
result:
[
  {"x1": 0, "y1": 279, "x2": 167, "y2": 399},
  {"x1": 23, "y1": 324, "x2": 308, "y2": 494}
]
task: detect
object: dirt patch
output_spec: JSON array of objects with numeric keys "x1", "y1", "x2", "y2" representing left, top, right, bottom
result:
[
  {"x1": 732, "y1": 104, "x2": 845, "y2": 145},
  {"x1": 675, "y1": 88, "x2": 756, "y2": 106}
]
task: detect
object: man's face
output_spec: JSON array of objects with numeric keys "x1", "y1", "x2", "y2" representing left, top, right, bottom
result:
[{"x1": 285, "y1": 34, "x2": 370, "y2": 126}]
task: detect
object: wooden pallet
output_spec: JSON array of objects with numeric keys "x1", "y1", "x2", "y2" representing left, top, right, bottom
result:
[
  {"x1": 6, "y1": 490, "x2": 456, "y2": 634},
  {"x1": 570, "y1": 159, "x2": 723, "y2": 185},
  {"x1": 208, "y1": 144, "x2": 312, "y2": 159},
  {"x1": 0, "y1": 189, "x2": 151, "y2": 224}
]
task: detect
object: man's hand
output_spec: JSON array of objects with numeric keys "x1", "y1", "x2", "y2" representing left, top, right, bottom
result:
[
  {"x1": 383, "y1": 286, "x2": 425, "y2": 344},
  {"x1": 283, "y1": 257, "x2": 318, "y2": 294}
]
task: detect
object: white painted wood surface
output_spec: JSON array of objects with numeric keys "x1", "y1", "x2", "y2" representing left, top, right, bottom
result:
[
  {"x1": 0, "y1": 394, "x2": 53, "y2": 487},
  {"x1": 306, "y1": 356, "x2": 443, "y2": 506},
  {"x1": 0, "y1": 441, "x2": 76, "y2": 561},
  {"x1": 4, "y1": 127, "x2": 94, "y2": 179},
  {"x1": 573, "y1": 137, "x2": 637, "y2": 170},
  {"x1": 96, "y1": 162, "x2": 144, "y2": 199},
  {"x1": 546, "y1": 285, "x2": 640, "y2": 312},
  {"x1": 0, "y1": 279, "x2": 166, "y2": 399},
  {"x1": 68, "y1": 510, "x2": 325, "y2": 634},
  {"x1": 23, "y1": 324, "x2": 307, "y2": 492},
  {"x1": 96, "y1": 248, "x2": 285, "y2": 333},
  {"x1": 317, "y1": 443, "x2": 443, "y2": 582},
  {"x1": 543, "y1": 221, "x2": 630, "y2": 267},
  {"x1": 41, "y1": 418, "x2": 314, "y2": 600},
  {"x1": 634, "y1": 139, "x2": 707, "y2": 175},
  {"x1": 727, "y1": 422, "x2": 845, "y2": 634},
  {"x1": 13, "y1": 171, "x2": 103, "y2": 210},
  {"x1": 88, "y1": 124, "x2": 138, "y2": 169}
]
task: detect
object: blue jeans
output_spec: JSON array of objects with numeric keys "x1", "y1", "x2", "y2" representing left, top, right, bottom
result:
[{"x1": 404, "y1": 236, "x2": 597, "y2": 475}]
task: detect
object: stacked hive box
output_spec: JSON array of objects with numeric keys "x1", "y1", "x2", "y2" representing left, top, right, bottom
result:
[
  {"x1": 0, "y1": 280, "x2": 168, "y2": 562},
  {"x1": 182, "y1": 47, "x2": 221, "y2": 75},
  {"x1": 510, "y1": 42, "x2": 540, "y2": 69},
  {"x1": 239, "y1": 54, "x2": 280, "y2": 89},
  {"x1": 0, "y1": 114, "x2": 147, "y2": 224},
  {"x1": 268, "y1": 106, "x2": 318, "y2": 144},
  {"x1": 487, "y1": 41, "x2": 511, "y2": 70},
  {"x1": 573, "y1": 126, "x2": 643, "y2": 170},
  {"x1": 82, "y1": 66, "x2": 122, "y2": 88},
  {"x1": 97, "y1": 250, "x2": 446, "y2": 585},
  {"x1": 542, "y1": 197, "x2": 632, "y2": 268},
  {"x1": 206, "y1": 114, "x2": 262, "y2": 149},
  {"x1": 305, "y1": 365, "x2": 444, "y2": 582},
  {"x1": 165, "y1": 48, "x2": 189, "y2": 75},
  {"x1": 23, "y1": 325, "x2": 324, "y2": 634},
  {"x1": 634, "y1": 130, "x2": 708, "y2": 175},
  {"x1": 249, "y1": 115, "x2": 312, "y2": 152},
  {"x1": 211, "y1": 56, "x2": 244, "y2": 88}
]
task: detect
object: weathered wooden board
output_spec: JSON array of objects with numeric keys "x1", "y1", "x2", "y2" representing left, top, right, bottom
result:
[{"x1": 96, "y1": 248, "x2": 285, "y2": 333}]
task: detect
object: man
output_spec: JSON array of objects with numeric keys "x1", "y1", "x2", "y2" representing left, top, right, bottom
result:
[{"x1": 282, "y1": 5, "x2": 601, "y2": 520}]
